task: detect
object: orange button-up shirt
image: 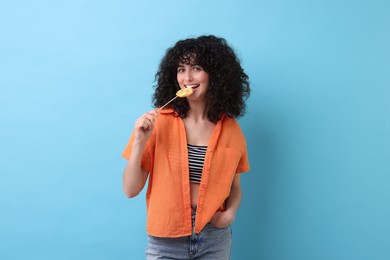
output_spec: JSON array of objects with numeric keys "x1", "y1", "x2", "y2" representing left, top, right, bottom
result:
[{"x1": 122, "y1": 109, "x2": 250, "y2": 237}]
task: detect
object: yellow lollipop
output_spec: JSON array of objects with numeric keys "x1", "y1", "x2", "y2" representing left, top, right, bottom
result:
[
  {"x1": 158, "y1": 87, "x2": 193, "y2": 111},
  {"x1": 176, "y1": 87, "x2": 193, "y2": 97}
]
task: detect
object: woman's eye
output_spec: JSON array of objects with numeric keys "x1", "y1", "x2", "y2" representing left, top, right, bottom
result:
[
  {"x1": 193, "y1": 66, "x2": 202, "y2": 71},
  {"x1": 177, "y1": 68, "x2": 184, "y2": 73}
]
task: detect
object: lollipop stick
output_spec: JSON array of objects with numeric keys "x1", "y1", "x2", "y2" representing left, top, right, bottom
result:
[{"x1": 157, "y1": 96, "x2": 178, "y2": 112}]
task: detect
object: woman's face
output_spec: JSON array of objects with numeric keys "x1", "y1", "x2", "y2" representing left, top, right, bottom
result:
[{"x1": 176, "y1": 63, "x2": 209, "y2": 102}]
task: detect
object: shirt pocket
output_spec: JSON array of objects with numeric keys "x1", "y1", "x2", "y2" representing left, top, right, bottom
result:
[{"x1": 208, "y1": 147, "x2": 241, "y2": 185}]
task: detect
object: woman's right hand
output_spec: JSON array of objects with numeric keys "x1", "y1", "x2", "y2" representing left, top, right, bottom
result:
[{"x1": 133, "y1": 110, "x2": 159, "y2": 144}]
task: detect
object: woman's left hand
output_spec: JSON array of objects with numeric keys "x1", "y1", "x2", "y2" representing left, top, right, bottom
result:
[{"x1": 210, "y1": 209, "x2": 235, "y2": 228}]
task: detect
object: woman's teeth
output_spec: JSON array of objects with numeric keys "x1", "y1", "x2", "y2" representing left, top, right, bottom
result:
[{"x1": 185, "y1": 84, "x2": 200, "y2": 89}]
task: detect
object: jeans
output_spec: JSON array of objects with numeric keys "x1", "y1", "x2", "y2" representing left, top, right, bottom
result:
[{"x1": 146, "y1": 208, "x2": 232, "y2": 259}]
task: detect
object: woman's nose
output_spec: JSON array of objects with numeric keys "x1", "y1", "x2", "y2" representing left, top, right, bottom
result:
[{"x1": 185, "y1": 70, "x2": 193, "y2": 81}]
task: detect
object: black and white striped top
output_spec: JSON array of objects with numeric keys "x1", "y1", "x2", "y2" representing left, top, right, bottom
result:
[{"x1": 188, "y1": 144, "x2": 207, "y2": 184}]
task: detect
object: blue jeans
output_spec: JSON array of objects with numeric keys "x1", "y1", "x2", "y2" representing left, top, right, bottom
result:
[{"x1": 146, "y1": 208, "x2": 232, "y2": 259}]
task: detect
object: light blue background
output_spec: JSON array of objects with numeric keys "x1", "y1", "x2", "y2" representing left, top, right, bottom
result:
[{"x1": 1, "y1": 0, "x2": 389, "y2": 259}]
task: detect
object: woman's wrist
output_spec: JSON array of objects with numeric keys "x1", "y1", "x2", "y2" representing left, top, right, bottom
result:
[{"x1": 132, "y1": 140, "x2": 146, "y2": 150}]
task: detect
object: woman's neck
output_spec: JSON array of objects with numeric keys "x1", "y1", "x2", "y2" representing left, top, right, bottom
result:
[{"x1": 187, "y1": 102, "x2": 208, "y2": 122}]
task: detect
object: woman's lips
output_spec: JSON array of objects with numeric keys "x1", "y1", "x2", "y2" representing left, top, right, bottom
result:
[{"x1": 185, "y1": 84, "x2": 200, "y2": 89}]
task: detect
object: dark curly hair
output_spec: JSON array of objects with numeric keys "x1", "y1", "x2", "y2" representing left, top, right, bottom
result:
[{"x1": 153, "y1": 35, "x2": 250, "y2": 122}]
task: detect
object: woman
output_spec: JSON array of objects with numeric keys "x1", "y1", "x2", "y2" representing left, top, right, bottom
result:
[{"x1": 122, "y1": 35, "x2": 250, "y2": 259}]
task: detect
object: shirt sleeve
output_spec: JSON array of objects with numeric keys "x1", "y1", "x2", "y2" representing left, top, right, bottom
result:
[
  {"x1": 236, "y1": 137, "x2": 250, "y2": 173},
  {"x1": 121, "y1": 130, "x2": 156, "y2": 173}
]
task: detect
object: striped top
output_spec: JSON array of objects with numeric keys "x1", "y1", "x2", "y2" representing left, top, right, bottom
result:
[{"x1": 188, "y1": 144, "x2": 207, "y2": 184}]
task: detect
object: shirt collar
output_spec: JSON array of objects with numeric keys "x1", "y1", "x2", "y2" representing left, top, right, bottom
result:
[{"x1": 158, "y1": 108, "x2": 176, "y2": 114}]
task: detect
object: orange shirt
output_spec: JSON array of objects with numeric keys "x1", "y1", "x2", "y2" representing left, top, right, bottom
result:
[{"x1": 122, "y1": 109, "x2": 250, "y2": 237}]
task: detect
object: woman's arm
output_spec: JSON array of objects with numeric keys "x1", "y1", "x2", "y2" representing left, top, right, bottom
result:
[
  {"x1": 210, "y1": 174, "x2": 242, "y2": 228},
  {"x1": 122, "y1": 142, "x2": 149, "y2": 198},
  {"x1": 122, "y1": 110, "x2": 158, "y2": 198}
]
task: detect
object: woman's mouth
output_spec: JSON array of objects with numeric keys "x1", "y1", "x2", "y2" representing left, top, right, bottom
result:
[{"x1": 185, "y1": 84, "x2": 200, "y2": 89}]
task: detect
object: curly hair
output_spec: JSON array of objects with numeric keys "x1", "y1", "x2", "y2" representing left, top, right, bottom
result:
[{"x1": 153, "y1": 35, "x2": 250, "y2": 122}]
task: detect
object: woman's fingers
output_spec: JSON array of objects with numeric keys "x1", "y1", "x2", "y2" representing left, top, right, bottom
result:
[
  {"x1": 148, "y1": 109, "x2": 159, "y2": 117},
  {"x1": 135, "y1": 110, "x2": 158, "y2": 130},
  {"x1": 135, "y1": 117, "x2": 151, "y2": 130},
  {"x1": 210, "y1": 211, "x2": 233, "y2": 228},
  {"x1": 143, "y1": 113, "x2": 156, "y2": 130}
]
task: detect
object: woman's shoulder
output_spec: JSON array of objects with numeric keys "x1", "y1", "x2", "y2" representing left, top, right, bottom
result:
[
  {"x1": 218, "y1": 115, "x2": 248, "y2": 152},
  {"x1": 220, "y1": 115, "x2": 247, "y2": 141},
  {"x1": 221, "y1": 115, "x2": 242, "y2": 130}
]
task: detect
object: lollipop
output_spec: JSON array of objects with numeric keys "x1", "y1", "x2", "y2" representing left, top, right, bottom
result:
[
  {"x1": 158, "y1": 87, "x2": 193, "y2": 111},
  {"x1": 176, "y1": 87, "x2": 193, "y2": 97}
]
